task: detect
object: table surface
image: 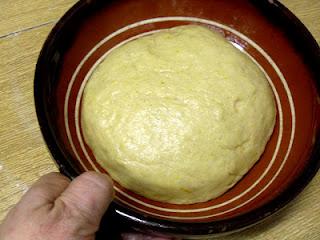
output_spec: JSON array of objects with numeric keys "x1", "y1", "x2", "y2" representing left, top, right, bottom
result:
[{"x1": 0, "y1": 1, "x2": 319, "y2": 239}]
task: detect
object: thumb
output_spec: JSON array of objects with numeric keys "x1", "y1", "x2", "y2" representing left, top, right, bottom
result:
[{"x1": 56, "y1": 171, "x2": 114, "y2": 237}]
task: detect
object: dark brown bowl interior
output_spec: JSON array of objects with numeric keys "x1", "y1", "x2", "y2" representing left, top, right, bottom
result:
[{"x1": 34, "y1": 0, "x2": 320, "y2": 238}]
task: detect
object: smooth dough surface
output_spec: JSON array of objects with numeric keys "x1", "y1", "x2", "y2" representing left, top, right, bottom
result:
[{"x1": 82, "y1": 25, "x2": 276, "y2": 204}]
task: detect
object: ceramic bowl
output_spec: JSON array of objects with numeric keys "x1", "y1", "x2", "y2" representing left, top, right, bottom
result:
[{"x1": 34, "y1": 0, "x2": 320, "y2": 238}]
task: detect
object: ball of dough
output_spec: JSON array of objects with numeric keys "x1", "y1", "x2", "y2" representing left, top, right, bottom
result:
[{"x1": 81, "y1": 25, "x2": 276, "y2": 204}]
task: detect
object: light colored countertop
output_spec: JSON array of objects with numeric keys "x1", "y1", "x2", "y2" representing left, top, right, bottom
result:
[{"x1": 0, "y1": 1, "x2": 319, "y2": 239}]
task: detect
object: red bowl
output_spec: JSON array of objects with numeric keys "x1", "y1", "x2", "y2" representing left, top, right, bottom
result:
[{"x1": 34, "y1": 0, "x2": 320, "y2": 238}]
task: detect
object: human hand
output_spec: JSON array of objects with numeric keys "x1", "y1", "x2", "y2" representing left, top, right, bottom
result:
[{"x1": 0, "y1": 172, "x2": 172, "y2": 240}]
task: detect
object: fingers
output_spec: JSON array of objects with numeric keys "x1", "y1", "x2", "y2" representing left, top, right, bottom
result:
[
  {"x1": 0, "y1": 173, "x2": 71, "y2": 239},
  {"x1": 58, "y1": 171, "x2": 114, "y2": 225},
  {"x1": 0, "y1": 172, "x2": 114, "y2": 240},
  {"x1": 20, "y1": 172, "x2": 70, "y2": 210}
]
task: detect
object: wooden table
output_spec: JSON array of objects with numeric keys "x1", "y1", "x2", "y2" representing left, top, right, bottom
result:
[{"x1": 0, "y1": 1, "x2": 319, "y2": 239}]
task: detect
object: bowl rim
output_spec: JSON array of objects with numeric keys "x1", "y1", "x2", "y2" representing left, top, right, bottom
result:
[{"x1": 34, "y1": 0, "x2": 320, "y2": 237}]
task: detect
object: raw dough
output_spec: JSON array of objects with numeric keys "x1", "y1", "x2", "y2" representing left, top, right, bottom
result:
[{"x1": 81, "y1": 25, "x2": 276, "y2": 204}]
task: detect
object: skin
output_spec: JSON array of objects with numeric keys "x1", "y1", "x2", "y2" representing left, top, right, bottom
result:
[{"x1": 0, "y1": 172, "x2": 172, "y2": 240}]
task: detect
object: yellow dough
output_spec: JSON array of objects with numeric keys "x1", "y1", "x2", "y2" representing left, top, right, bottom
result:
[{"x1": 81, "y1": 25, "x2": 276, "y2": 204}]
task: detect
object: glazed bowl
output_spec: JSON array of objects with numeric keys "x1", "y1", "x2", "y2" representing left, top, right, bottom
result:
[{"x1": 34, "y1": 0, "x2": 320, "y2": 238}]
